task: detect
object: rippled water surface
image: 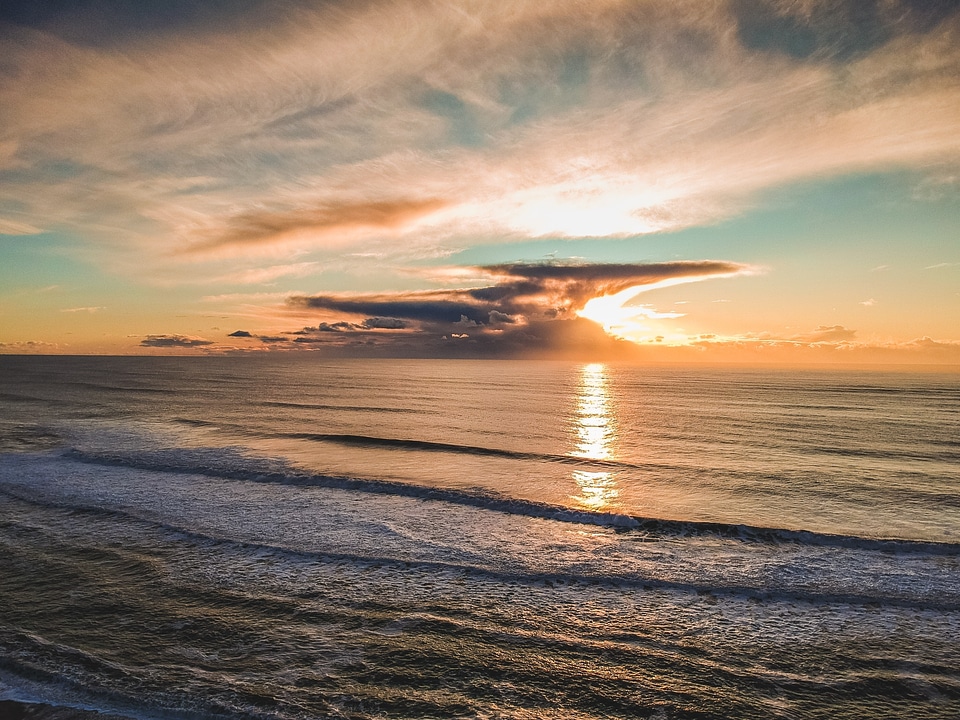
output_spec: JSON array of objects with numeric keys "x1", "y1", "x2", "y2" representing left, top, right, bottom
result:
[{"x1": 1, "y1": 356, "x2": 958, "y2": 719}]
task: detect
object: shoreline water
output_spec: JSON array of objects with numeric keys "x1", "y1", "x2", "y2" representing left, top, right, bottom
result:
[{"x1": 0, "y1": 700, "x2": 137, "y2": 720}]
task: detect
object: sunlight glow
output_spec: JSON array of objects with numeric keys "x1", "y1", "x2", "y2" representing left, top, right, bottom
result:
[
  {"x1": 577, "y1": 272, "x2": 747, "y2": 346},
  {"x1": 570, "y1": 363, "x2": 620, "y2": 511},
  {"x1": 477, "y1": 173, "x2": 680, "y2": 239}
]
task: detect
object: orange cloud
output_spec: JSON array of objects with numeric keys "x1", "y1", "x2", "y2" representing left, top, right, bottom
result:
[{"x1": 181, "y1": 198, "x2": 449, "y2": 256}]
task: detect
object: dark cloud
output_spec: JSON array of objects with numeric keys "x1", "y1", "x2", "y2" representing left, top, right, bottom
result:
[
  {"x1": 0, "y1": 0, "x2": 298, "y2": 48},
  {"x1": 362, "y1": 317, "x2": 408, "y2": 329},
  {"x1": 226, "y1": 329, "x2": 290, "y2": 343},
  {"x1": 140, "y1": 334, "x2": 213, "y2": 348},
  {"x1": 186, "y1": 197, "x2": 448, "y2": 254},
  {"x1": 308, "y1": 261, "x2": 743, "y2": 315},
  {"x1": 293, "y1": 295, "x2": 495, "y2": 325},
  {"x1": 732, "y1": 0, "x2": 959, "y2": 61},
  {"x1": 487, "y1": 262, "x2": 739, "y2": 281},
  {"x1": 488, "y1": 310, "x2": 515, "y2": 325},
  {"x1": 292, "y1": 261, "x2": 745, "y2": 330},
  {"x1": 285, "y1": 260, "x2": 749, "y2": 358},
  {"x1": 320, "y1": 321, "x2": 359, "y2": 332},
  {"x1": 482, "y1": 260, "x2": 746, "y2": 311},
  {"x1": 282, "y1": 317, "x2": 640, "y2": 360}
]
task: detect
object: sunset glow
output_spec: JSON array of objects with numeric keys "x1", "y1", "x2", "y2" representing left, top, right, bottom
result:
[
  {"x1": 0, "y1": 1, "x2": 957, "y2": 364},
  {"x1": 2, "y1": 3, "x2": 959, "y2": 710}
]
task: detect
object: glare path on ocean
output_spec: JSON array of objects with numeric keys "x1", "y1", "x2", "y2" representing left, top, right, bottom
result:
[{"x1": 570, "y1": 363, "x2": 620, "y2": 510}]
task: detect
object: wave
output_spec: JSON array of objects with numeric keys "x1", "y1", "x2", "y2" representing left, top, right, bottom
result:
[
  {"x1": 812, "y1": 444, "x2": 960, "y2": 463},
  {"x1": 165, "y1": 425, "x2": 674, "y2": 471},
  {"x1": 279, "y1": 431, "x2": 661, "y2": 471},
  {"x1": 261, "y1": 401, "x2": 432, "y2": 415},
  {"x1": 2, "y1": 486, "x2": 958, "y2": 612},
  {"x1": 60, "y1": 448, "x2": 960, "y2": 555},
  {"x1": 0, "y1": 425, "x2": 64, "y2": 453},
  {"x1": 74, "y1": 382, "x2": 175, "y2": 395},
  {"x1": 0, "y1": 632, "x2": 268, "y2": 720},
  {"x1": 0, "y1": 392, "x2": 38, "y2": 403}
]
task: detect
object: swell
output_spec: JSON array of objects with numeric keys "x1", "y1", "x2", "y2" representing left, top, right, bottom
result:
[
  {"x1": 260, "y1": 401, "x2": 432, "y2": 415},
  {"x1": 167, "y1": 423, "x2": 666, "y2": 472},
  {"x1": 812, "y1": 444, "x2": 960, "y2": 463},
  {"x1": 209, "y1": 427, "x2": 960, "y2": 474},
  {"x1": 2, "y1": 487, "x2": 958, "y2": 612},
  {"x1": 71, "y1": 382, "x2": 175, "y2": 395},
  {"x1": 59, "y1": 449, "x2": 960, "y2": 555},
  {"x1": 0, "y1": 637, "x2": 270, "y2": 720},
  {"x1": 280, "y1": 431, "x2": 660, "y2": 471}
]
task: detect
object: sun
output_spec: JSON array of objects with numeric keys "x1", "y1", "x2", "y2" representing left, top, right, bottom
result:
[{"x1": 576, "y1": 282, "x2": 689, "y2": 344}]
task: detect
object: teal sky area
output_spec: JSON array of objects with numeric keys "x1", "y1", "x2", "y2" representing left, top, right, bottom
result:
[{"x1": 1, "y1": 0, "x2": 958, "y2": 362}]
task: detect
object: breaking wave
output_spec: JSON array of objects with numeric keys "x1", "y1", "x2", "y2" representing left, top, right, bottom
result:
[{"x1": 62, "y1": 447, "x2": 960, "y2": 555}]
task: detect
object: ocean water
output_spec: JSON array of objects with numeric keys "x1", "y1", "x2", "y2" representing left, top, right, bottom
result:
[{"x1": 0, "y1": 355, "x2": 958, "y2": 719}]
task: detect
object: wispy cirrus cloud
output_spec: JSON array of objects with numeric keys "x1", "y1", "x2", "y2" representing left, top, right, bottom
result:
[
  {"x1": 60, "y1": 306, "x2": 104, "y2": 314},
  {"x1": 926, "y1": 262, "x2": 959, "y2": 270},
  {"x1": 2, "y1": 0, "x2": 959, "y2": 271},
  {"x1": 0, "y1": 218, "x2": 42, "y2": 235},
  {"x1": 209, "y1": 262, "x2": 320, "y2": 286}
]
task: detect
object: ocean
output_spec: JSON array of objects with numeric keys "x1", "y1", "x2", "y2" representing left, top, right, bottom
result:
[{"x1": 0, "y1": 355, "x2": 958, "y2": 719}]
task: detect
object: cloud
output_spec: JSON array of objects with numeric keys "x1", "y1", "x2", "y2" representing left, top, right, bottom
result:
[
  {"x1": 0, "y1": 218, "x2": 42, "y2": 235},
  {"x1": 688, "y1": 325, "x2": 860, "y2": 349},
  {"x1": 60, "y1": 306, "x2": 104, "y2": 313},
  {"x1": 293, "y1": 293, "x2": 494, "y2": 325},
  {"x1": 283, "y1": 260, "x2": 750, "y2": 356},
  {"x1": 291, "y1": 261, "x2": 748, "y2": 324},
  {"x1": 227, "y1": 330, "x2": 253, "y2": 337},
  {"x1": 899, "y1": 336, "x2": 960, "y2": 352},
  {"x1": 0, "y1": 340, "x2": 57, "y2": 352},
  {"x1": 731, "y1": 0, "x2": 958, "y2": 62},
  {"x1": 216, "y1": 262, "x2": 321, "y2": 285},
  {"x1": 803, "y1": 325, "x2": 858, "y2": 343},
  {"x1": 201, "y1": 291, "x2": 294, "y2": 304},
  {"x1": 140, "y1": 334, "x2": 214, "y2": 348},
  {"x1": 488, "y1": 310, "x2": 515, "y2": 325},
  {"x1": 1, "y1": 1, "x2": 958, "y2": 358},
  {"x1": 183, "y1": 198, "x2": 449, "y2": 256},
  {"x1": 682, "y1": 330, "x2": 960, "y2": 365},
  {"x1": 362, "y1": 317, "x2": 408, "y2": 329},
  {"x1": 1, "y1": 0, "x2": 958, "y2": 272}
]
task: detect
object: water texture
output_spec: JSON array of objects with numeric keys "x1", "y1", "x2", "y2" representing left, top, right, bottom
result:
[{"x1": 1, "y1": 356, "x2": 958, "y2": 719}]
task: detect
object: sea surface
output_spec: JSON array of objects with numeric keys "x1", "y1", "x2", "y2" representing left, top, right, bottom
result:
[{"x1": 0, "y1": 355, "x2": 958, "y2": 719}]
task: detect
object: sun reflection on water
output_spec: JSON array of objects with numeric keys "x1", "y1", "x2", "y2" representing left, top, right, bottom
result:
[{"x1": 570, "y1": 363, "x2": 620, "y2": 510}]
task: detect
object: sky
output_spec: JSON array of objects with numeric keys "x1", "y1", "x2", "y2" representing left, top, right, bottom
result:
[{"x1": 1, "y1": 0, "x2": 958, "y2": 363}]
